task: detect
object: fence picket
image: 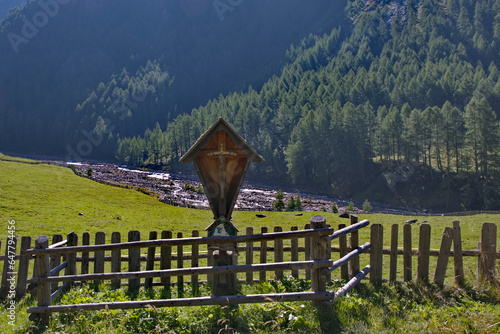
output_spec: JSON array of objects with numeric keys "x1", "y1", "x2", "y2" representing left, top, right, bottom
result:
[
  {"x1": 246, "y1": 227, "x2": 254, "y2": 284},
  {"x1": 274, "y1": 226, "x2": 284, "y2": 279},
  {"x1": 338, "y1": 223, "x2": 349, "y2": 281},
  {"x1": 145, "y1": 231, "x2": 157, "y2": 290},
  {"x1": 453, "y1": 221, "x2": 464, "y2": 286},
  {"x1": 94, "y1": 232, "x2": 106, "y2": 286},
  {"x1": 417, "y1": 224, "x2": 431, "y2": 282},
  {"x1": 111, "y1": 232, "x2": 121, "y2": 289},
  {"x1": 128, "y1": 231, "x2": 141, "y2": 292},
  {"x1": 16, "y1": 236, "x2": 31, "y2": 298},
  {"x1": 403, "y1": 223, "x2": 412, "y2": 282},
  {"x1": 434, "y1": 227, "x2": 453, "y2": 287},
  {"x1": 480, "y1": 222, "x2": 497, "y2": 284},
  {"x1": 389, "y1": 224, "x2": 398, "y2": 282},
  {"x1": 50, "y1": 235, "x2": 63, "y2": 293},
  {"x1": 160, "y1": 231, "x2": 172, "y2": 296},
  {"x1": 191, "y1": 230, "x2": 199, "y2": 297},
  {"x1": 349, "y1": 215, "x2": 360, "y2": 279},
  {"x1": 259, "y1": 227, "x2": 268, "y2": 282},
  {"x1": 370, "y1": 224, "x2": 383, "y2": 285},
  {"x1": 81, "y1": 232, "x2": 90, "y2": 275}
]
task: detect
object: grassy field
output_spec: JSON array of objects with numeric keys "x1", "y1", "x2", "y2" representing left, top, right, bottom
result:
[{"x1": 1, "y1": 154, "x2": 499, "y2": 333}]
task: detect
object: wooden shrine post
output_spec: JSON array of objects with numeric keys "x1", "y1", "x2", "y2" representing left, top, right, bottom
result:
[{"x1": 180, "y1": 118, "x2": 263, "y2": 296}]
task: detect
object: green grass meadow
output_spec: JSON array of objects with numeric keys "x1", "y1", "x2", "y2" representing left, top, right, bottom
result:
[{"x1": 1, "y1": 155, "x2": 499, "y2": 333}]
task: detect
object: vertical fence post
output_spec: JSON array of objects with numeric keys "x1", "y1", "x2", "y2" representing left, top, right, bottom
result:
[
  {"x1": 370, "y1": 224, "x2": 383, "y2": 285},
  {"x1": 259, "y1": 227, "x2": 268, "y2": 282},
  {"x1": 310, "y1": 215, "x2": 327, "y2": 307},
  {"x1": 66, "y1": 232, "x2": 78, "y2": 288},
  {"x1": 349, "y1": 215, "x2": 359, "y2": 279},
  {"x1": 338, "y1": 223, "x2": 349, "y2": 282},
  {"x1": 33, "y1": 236, "x2": 51, "y2": 326},
  {"x1": 453, "y1": 221, "x2": 464, "y2": 287},
  {"x1": 128, "y1": 231, "x2": 141, "y2": 292},
  {"x1": 94, "y1": 232, "x2": 106, "y2": 287},
  {"x1": 111, "y1": 232, "x2": 121, "y2": 289},
  {"x1": 145, "y1": 231, "x2": 157, "y2": 290},
  {"x1": 49, "y1": 235, "x2": 63, "y2": 293},
  {"x1": 274, "y1": 226, "x2": 284, "y2": 280},
  {"x1": 161, "y1": 230, "x2": 172, "y2": 297},
  {"x1": 389, "y1": 224, "x2": 398, "y2": 282},
  {"x1": 1, "y1": 236, "x2": 17, "y2": 299},
  {"x1": 403, "y1": 223, "x2": 412, "y2": 282},
  {"x1": 191, "y1": 230, "x2": 199, "y2": 297},
  {"x1": 16, "y1": 236, "x2": 31, "y2": 298},
  {"x1": 81, "y1": 232, "x2": 90, "y2": 275},
  {"x1": 434, "y1": 227, "x2": 453, "y2": 288},
  {"x1": 246, "y1": 227, "x2": 254, "y2": 284},
  {"x1": 177, "y1": 232, "x2": 184, "y2": 298},
  {"x1": 291, "y1": 226, "x2": 299, "y2": 279},
  {"x1": 480, "y1": 222, "x2": 497, "y2": 285},
  {"x1": 326, "y1": 224, "x2": 332, "y2": 283},
  {"x1": 417, "y1": 224, "x2": 431, "y2": 282},
  {"x1": 305, "y1": 223, "x2": 311, "y2": 281},
  {"x1": 477, "y1": 242, "x2": 482, "y2": 286}
]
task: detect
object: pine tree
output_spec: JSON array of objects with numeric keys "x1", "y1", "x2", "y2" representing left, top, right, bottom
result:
[
  {"x1": 273, "y1": 190, "x2": 285, "y2": 212},
  {"x1": 362, "y1": 199, "x2": 372, "y2": 212},
  {"x1": 286, "y1": 195, "x2": 296, "y2": 211}
]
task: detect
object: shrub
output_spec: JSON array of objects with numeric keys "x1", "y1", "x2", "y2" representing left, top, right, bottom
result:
[{"x1": 332, "y1": 202, "x2": 339, "y2": 213}]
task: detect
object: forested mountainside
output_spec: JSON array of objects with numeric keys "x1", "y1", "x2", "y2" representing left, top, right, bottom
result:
[
  {"x1": 0, "y1": 0, "x2": 345, "y2": 154},
  {"x1": 0, "y1": 0, "x2": 25, "y2": 19},
  {"x1": 119, "y1": 0, "x2": 500, "y2": 211}
]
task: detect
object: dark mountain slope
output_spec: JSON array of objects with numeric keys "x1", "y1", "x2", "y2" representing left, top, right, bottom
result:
[{"x1": 0, "y1": 0, "x2": 347, "y2": 155}]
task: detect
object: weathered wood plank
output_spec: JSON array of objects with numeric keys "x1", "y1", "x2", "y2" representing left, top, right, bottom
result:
[
  {"x1": 291, "y1": 226, "x2": 299, "y2": 279},
  {"x1": 111, "y1": 232, "x2": 121, "y2": 289},
  {"x1": 94, "y1": 232, "x2": 106, "y2": 287},
  {"x1": 417, "y1": 224, "x2": 431, "y2": 282},
  {"x1": 370, "y1": 224, "x2": 383, "y2": 285},
  {"x1": 191, "y1": 230, "x2": 199, "y2": 297},
  {"x1": 160, "y1": 230, "x2": 172, "y2": 296},
  {"x1": 259, "y1": 226, "x2": 268, "y2": 282},
  {"x1": 28, "y1": 260, "x2": 333, "y2": 284},
  {"x1": 177, "y1": 232, "x2": 184, "y2": 298},
  {"x1": 145, "y1": 231, "x2": 157, "y2": 290},
  {"x1": 27, "y1": 227, "x2": 333, "y2": 256},
  {"x1": 33, "y1": 235, "x2": 51, "y2": 325},
  {"x1": 16, "y1": 236, "x2": 31, "y2": 298},
  {"x1": 310, "y1": 215, "x2": 328, "y2": 308},
  {"x1": 338, "y1": 223, "x2": 349, "y2": 281},
  {"x1": 434, "y1": 227, "x2": 453, "y2": 287},
  {"x1": 128, "y1": 231, "x2": 141, "y2": 292},
  {"x1": 1, "y1": 236, "x2": 16, "y2": 299},
  {"x1": 274, "y1": 226, "x2": 284, "y2": 279},
  {"x1": 480, "y1": 222, "x2": 497, "y2": 284},
  {"x1": 50, "y1": 235, "x2": 63, "y2": 293},
  {"x1": 403, "y1": 223, "x2": 412, "y2": 282},
  {"x1": 28, "y1": 291, "x2": 334, "y2": 314},
  {"x1": 305, "y1": 223, "x2": 311, "y2": 281},
  {"x1": 81, "y1": 232, "x2": 90, "y2": 275},
  {"x1": 65, "y1": 232, "x2": 78, "y2": 288},
  {"x1": 453, "y1": 221, "x2": 464, "y2": 287},
  {"x1": 349, "y1": 215, "x2": 359, "y2": 278},
  {"x1": 246, "y1": 227, "x2": 254, "y2": 284},
  {"x1": 389, "y1": 224, "x2": 398, "y2": 282}
]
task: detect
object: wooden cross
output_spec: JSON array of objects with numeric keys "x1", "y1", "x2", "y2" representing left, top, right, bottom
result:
[{"x1": 206, "y1": 141, "x2": 237, "y2": 200}]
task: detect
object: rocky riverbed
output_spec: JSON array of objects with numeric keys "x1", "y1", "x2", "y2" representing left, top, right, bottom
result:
[{"x1": 67, "y1": 162, "x2": 345, "y2": 213}]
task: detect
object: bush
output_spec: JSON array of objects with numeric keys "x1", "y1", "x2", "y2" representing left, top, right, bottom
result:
[
  {"x1": 346, "y1": 201, "x2": 355, "y2": 213},
  {"x1": 332, "y1": 202, "x2": 339, "y2": 213},
  {"x1": 286, "y1": 195, "x2": 296, "y2": 211}
]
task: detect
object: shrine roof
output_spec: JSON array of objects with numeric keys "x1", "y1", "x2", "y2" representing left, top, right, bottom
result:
[{"x1": 179, "y1": 117, "x2": 264, "y2": 163}]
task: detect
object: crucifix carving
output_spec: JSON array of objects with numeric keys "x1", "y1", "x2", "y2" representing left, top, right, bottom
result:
[{"x1": 206, "y1": 142, "x2": 237, "y2": 200}]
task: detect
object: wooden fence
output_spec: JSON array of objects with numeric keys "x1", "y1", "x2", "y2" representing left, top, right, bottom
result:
[{"x1": 0, "y1": 215, "x2": 498, "y2": 325}]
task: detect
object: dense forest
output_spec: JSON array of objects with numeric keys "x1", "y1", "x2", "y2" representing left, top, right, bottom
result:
[
  {"x1": 117, "y1": 0, "x2": 500, "y2": 211},
  {"x1": 0, "y1": 0, "x2": 344, "y2": 154},
  {"x1": 2, "y1": 0, "x2": 500, "y2": 211}
]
